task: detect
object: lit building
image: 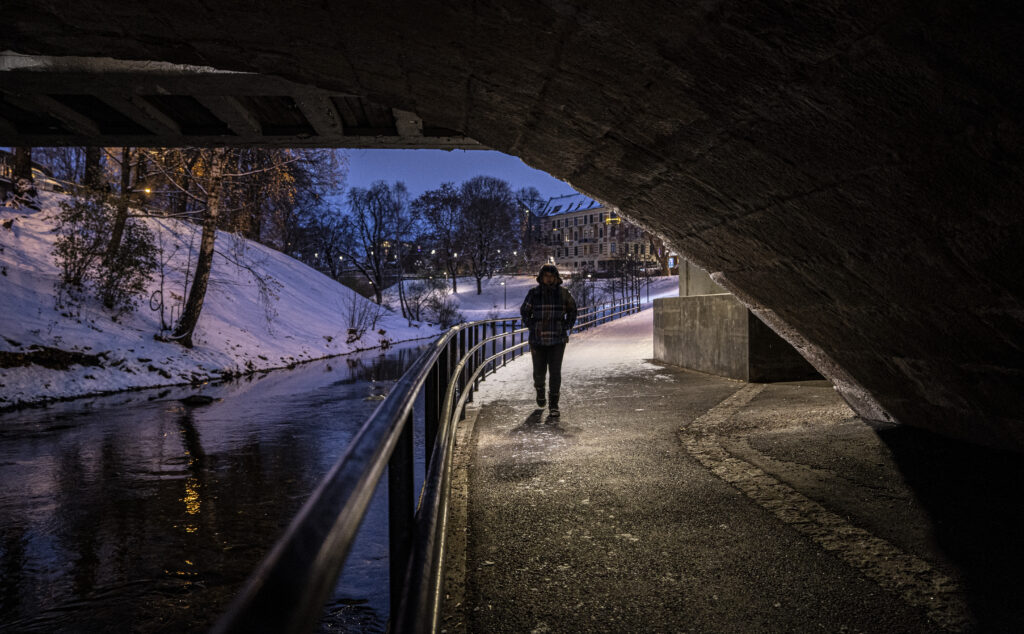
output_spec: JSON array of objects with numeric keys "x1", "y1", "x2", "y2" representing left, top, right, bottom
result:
[{"x1": 537, "y1": 193, "x2": 660, "y2": 274}]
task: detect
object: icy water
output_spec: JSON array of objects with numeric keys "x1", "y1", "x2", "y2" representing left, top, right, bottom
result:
[{"x1": 0, "y1": 341, "x2": 431, "y2": 633}]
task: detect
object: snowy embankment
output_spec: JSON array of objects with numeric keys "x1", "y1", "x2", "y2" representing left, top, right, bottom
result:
[
  {"x1": 0, "y1": 192, "x2": 439, "y2": 409},
  {"x1": 387, "y1": 273, "x2": 682, "y2": 322}
]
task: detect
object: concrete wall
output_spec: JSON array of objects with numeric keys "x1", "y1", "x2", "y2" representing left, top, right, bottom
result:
[
  {"x1": 679, "y1": 261, "x2": 727, "y2": 297},
  {"x1": 654, "y1": 295, "x2": 820, "y2": 382}
]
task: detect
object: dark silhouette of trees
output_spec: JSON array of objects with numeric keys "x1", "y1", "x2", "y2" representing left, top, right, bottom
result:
[
  {"x1": 414, "y1": 182, "x2": 463, "y2": 292},
  {"x1": 338, "y1": 181, "x2": 415, "y2": 305},
  {"x1": 459, "y1": 176, "x2": 517, "y2": 294}
]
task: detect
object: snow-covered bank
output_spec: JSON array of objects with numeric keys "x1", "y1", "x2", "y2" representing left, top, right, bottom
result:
[
  {"x1": 387, "y1": 273, "x2": 682, "y2": 321},
  {"x1": 0, "y1": 192, "x2": 440, "y2": 409}
]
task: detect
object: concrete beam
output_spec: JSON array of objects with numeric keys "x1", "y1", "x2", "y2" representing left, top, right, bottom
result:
[
  {"x1": 97, "y1": 94, "x2": 182, "y2": 137},
  {"x1": 194, "y1": 95, "x2": 262, "y2": 137},
  {"x1": 393, "y1": 109, "x2": 424, "y2": 137},
  {"x1": 294, "y1": 92, "x2": 344, "y2": 137},
  {"x1": 4, "y1": 93, "x2": 101, "y2": 137}
]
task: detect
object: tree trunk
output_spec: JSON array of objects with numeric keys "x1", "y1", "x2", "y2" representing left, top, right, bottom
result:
[
  {"x1": 476, "y1": 275, "x2": 483, "y2": 295},
  {"x1": 172, "y1": 150, "x2": 227, "y2": 348},
  {"x1": 105, "y1": 148, "x2": 132, "y2": 269},
  {"x1": 83, "y1": 146, "x2": 103, "y2": 190},
  {"x1": 13, "y1": 147, "x2": 33, "y2": 180},
  {"x1": 448, "y1": 263, "x2": 458, "y2": 293}
]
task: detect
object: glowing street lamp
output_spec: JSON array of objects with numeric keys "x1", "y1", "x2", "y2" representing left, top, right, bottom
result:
[{"x1": 501, "y1": 281, "x2": 506, "y2": 308}]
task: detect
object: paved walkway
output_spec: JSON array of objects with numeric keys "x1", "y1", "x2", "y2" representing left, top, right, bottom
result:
[{"x1": 442, "y1": 309, "x2": 1024, "y2": 633}]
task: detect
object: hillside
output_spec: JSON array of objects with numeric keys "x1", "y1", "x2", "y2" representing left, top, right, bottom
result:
[{"x1": 0, "y1": 192, "x2": 439, "y2": 408}]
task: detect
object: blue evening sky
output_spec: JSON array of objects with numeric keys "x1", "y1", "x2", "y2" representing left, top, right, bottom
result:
[{"x1": 341, "y1": 149, "x2": 578, "y2": 200}]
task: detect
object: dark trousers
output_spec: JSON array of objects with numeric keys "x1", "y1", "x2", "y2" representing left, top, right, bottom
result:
[{"x1": 531, "y1": 343, "x2": 566, "y2": 396}]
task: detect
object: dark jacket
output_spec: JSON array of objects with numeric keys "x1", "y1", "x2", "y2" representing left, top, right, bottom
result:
[{"x1": 521, "y1": 282, "x2": 578, "y2": 346}]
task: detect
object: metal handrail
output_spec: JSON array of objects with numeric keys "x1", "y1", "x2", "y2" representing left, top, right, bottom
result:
[{"x1": 212, "y1": 297, "x2": 644, "y2": 634}]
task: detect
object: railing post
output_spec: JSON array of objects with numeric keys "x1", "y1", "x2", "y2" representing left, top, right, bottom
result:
[
  {"x1": 424, "y1": 360, "x2": 439, "y2": 465},
  {"x1": 458, "y1": 329, "x2": 466, "y2": 419},
  {"x1": 467, "y1": 326, "x2": 476, "y2": 403},
  {"x1": 388, "y1": 412, "x2": 415, "y2": 622},
  {"x1": 492, "y1": 322, "x2": 498, "y2": 374},
  {"x1": 502, "y1": 321, "x2": 508, "y2": 368}
]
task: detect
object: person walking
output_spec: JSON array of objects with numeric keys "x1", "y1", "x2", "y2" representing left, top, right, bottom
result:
[{"x1": 520, "y1": 264, "x2": 577, "y2": 416}]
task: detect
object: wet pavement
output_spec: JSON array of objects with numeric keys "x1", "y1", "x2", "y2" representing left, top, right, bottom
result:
[{"x1": 444, "y1": 312, "x2": 1024, "y2": 633}]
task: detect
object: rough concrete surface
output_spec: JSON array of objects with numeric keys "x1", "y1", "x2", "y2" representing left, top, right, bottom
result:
[
  {"x1": 6, "y1": 1, "x2": 1024, "y2": 449},
  {"x1": 445, "y1": 323, "x2": 1024, "y2": 632}
]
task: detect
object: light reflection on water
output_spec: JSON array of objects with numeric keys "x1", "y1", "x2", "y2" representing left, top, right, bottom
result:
[{"x1": 0, "y1": 341, "x2": 429, "y2": 633}]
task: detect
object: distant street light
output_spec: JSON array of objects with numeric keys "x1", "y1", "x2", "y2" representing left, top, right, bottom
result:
[{"x1": 501, "y1": 281, "x2": 506, "y2": 309}]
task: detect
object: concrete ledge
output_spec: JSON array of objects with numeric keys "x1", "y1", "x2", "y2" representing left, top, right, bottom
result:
[{"x1": 654, "y1": 295, "x2": 819, "y2": 382}]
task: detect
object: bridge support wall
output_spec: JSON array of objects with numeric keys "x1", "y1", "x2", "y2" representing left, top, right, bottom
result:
[{"x1": 654, "y1": 295, "x2": 819, "y2": 383}]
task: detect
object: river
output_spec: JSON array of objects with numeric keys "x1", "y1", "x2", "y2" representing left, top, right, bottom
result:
[{"x1": 0, "y1": 340, "x2": 431, "y2": 633}]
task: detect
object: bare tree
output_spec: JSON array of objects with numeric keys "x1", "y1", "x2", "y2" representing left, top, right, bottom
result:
[
  {"x1": 648, "y1": 234, "x2": 671, "y2": 276},
  {"x1": 414, "y1": 182, "x2": 463, "y2": 292},
  {"x1": 338, "y1": 181, "x2": 412, "y2": 305},
  {"x1": 32, "y1": 147, "x2": 86, "y2": 183},
  {"x1": 83, "y1": 146, "x2": 103, "y2": 189},
  {"x1": 171, "y1": 148, "x2": 230, "y2": 347},
  {"x1": 459, "y1": 176, "x2": 517, "y2": 294},
  {"x1": 514, "y1": 185, "x2": 546, "y2": 272},
  {"x1": 12, "y1": 147, "x2": 33, "y2": 181},
  {"x1": 104, "y1": 147, "x2": 136, "y2": 265}
]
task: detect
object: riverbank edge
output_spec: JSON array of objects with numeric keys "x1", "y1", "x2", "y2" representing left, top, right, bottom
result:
[{"x1": 0, "y1": 333, "x2": 441, "y2": 414}]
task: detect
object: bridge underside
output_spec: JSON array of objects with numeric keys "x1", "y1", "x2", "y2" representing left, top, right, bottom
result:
[
  {"x1": 0, "y1": 55, "x2": 483, "y2": 148},
  {"x1": 5, "y1": 1, "x2": 1023, "y2": 449}
]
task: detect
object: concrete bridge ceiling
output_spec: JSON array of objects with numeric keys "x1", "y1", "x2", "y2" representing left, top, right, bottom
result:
[
  {"x1": 0, "y1": 54, "x2": 483, "y2": 148},
  {"x1": 6, "y1": 2, "x2": 1023, "y2": 449}
]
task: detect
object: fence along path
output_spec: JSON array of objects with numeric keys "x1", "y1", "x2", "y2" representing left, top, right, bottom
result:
[{"x1": 212, "y1": 297, "x2": 644, "y2": 633}]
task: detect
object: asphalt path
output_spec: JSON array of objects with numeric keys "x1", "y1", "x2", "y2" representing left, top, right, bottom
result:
[{"x1": 442, "y1": 311, "x2": 1023, "y2": 633}]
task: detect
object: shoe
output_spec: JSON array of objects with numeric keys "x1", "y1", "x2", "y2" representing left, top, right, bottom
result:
[
  {"x1": 549, "y1": 393, "x2": 559, "y2": 416},
  {"x1": 549, "y1": 407, "x2": 560, "y2": 417},
  {"x1": 536, "y1": 389, "x2": 546, "y2": 408}
]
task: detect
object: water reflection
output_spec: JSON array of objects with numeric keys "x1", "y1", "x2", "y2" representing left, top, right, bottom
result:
[{"x1": 0, "y1": 341, "x2": 429, "y2": 633}]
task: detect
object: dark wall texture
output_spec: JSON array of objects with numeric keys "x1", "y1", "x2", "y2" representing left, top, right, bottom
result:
[{"x1": 8, "y1": 1, "x2": 1023, "y2": 448}]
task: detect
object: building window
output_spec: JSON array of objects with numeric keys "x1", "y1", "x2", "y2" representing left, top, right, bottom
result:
[
  {"x1": 610, "y1": 243, "x2": 616, "y2": 254},
  {"x1": 574, "y1": 246, "x2": 578, "y2": 256}
]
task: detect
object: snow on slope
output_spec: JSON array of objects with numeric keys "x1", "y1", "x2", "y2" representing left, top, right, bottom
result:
[
  {"x1": 387, "y1": 273, "x2": 682, "y2": 321},
  {"x1": 0, "y1": 192, "x2": 440, "y2": 408}
]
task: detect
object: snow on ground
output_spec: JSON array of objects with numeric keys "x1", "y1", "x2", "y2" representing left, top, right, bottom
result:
[
  {"x1": 471, "y1": 307, "x2": 660, "y2": 406},
  {"x1": 0, "y1": 192, "x2": 440, "y2": 408},
  {"x1": 387, "y1": 273, "x2": 681, "y2": 321}
]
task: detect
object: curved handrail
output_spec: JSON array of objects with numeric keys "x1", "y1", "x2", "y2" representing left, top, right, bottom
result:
[{"x1": 212, "y1": 296, "x2": 645, "y2": 634}]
